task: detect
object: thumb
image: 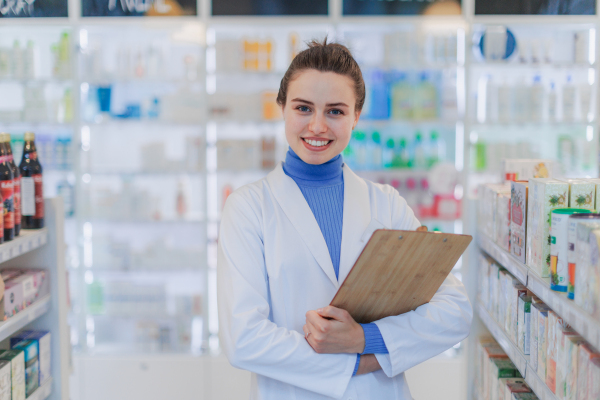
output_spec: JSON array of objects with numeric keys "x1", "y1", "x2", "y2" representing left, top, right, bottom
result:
[
  {"x1": 416, "y1": 225, "x2": 428, "y2": 232},
  {"x1": 316, "y1": 306, "x2": 348, "y2": 321}
]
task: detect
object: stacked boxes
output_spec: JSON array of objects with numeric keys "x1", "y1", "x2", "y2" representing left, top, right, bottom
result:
[{"x1": 0, "y1": 350, "x2": 25, "y2": 400}]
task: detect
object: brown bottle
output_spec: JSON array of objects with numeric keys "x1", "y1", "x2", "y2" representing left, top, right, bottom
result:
[
  {"x1": 2, "y1": 133, "x2": 20, "y2": 236},
  {"x1": 19, "y1": 132, "x2": 44, "y2": 229},
  {"x1": 0, "y1": 134, "x2": 14, "y2": 241}
]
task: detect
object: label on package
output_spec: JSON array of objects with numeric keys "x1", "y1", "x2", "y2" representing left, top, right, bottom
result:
[
  {"x1": 33, "y1": 175, "x2": 43, "y2": 219},
  {"x1": 13, "y1": 178, "x2": 20, "y2": 226},
  {"x1": 1, "y1": 180, "x2": 14, "y2": 230},
  {"x1": 21, "y1": 178, "x2": 34, "y2": 216}
]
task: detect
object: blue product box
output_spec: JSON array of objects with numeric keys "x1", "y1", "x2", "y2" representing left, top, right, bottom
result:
[
  {"x1": 11, "y1": 330, "x2": 50, "y2": 386},
  {"x1": 11, "y1": 340, "x2": 38, "y2": 397}
]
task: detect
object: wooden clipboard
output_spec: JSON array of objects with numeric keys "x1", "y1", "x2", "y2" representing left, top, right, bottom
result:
[{"x1": 330, "y1": 229, "x2": 472, "y2": 324}]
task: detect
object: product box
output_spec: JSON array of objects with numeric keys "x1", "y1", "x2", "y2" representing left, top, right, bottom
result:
[
  {"x1": 501, "y1": 272, "x2": 515, "y2": 333},
  {"x1": 529, "y1": 303, "x2": 550, "y2": 374},
  {"x1": 527, "y1": 178, "x2": 569, "y2": 277},
  {"x1": 546, "y1": 311, "x2": 571, "y2": 394},
  {"x1": 0, "y1": 349, "x2": 25, "y2": 400},
  {"x1": 498, "y1": 377, "x2": 526, "y2": 400},
  {"x1": 559, "y1": 178, "x2": 596, "y2": 210},
  {"x1": 510, "y1": 282, "x2": 528, "y2": 343},
  {"x1": 585, "y1": 178, "x2": 600, "y2": 209},
  {"x1": 556, "y1": 330, "x2": 580, "y2": 400},
  {"x1": 0, "y1": 360, "x2": 10, "y2": 400},
  {"x1": 501, "y1": 159, "x2": 553, "y2": 182},
  {"x1": 511, "y1": 181, "x2": 529, "y2": 263},
  {"x1": 11, "y1": 340, "x2": 38, "y2": 397},
  {"x1": 590, "y1": 358, "x2": 600, "y2": 399},
  {"x1": 567, "y1": 215, "x2": 600, "y2": 300},
  {"x1": 23, "y1": 331, "x2": 50, "y2": 386},
  {"x1": 3, "y1": 278, "x2": 24, "y2": 319},
  {"x1": 497, "y1": 192, "x2": 512, "y2": 252},
  {"x1": 565, "y1": 336, "x2": 584, "y2": 400},
  {"x1": 537, "y1": 307, "x2": 550, "y2": 380},
  {"x1": 575, "y1": 222, "x2": 600, "y2": 313},
  {"x1": 483, "y1": 343, "x2": 509, "y2": 400},
  {"x1": 511, "y1": 394, "x2": 539, "y2": 400},
  {"x1": 517, "y1": 294, "x2": 532, "y2": 355},
  {"x1": 480, "y1": 183, "x2": 511, "y2": 241},
  {"x1": 490, "y1": 358, "x2": 518, "y2": 400},
  {"x1": 504, "y1": 382, "x2": 531, "y2": 400},
  {"x1": 576, "y1": 342, "x2": 600, "y2": 400}
]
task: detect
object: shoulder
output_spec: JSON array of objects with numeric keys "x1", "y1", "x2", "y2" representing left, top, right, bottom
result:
[{"x1": 222, "y1": 177, "x2": 269, "y2": 224}]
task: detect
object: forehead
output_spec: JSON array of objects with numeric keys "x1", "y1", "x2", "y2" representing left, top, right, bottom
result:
[{"x1": 288, "y1": 70, "x2": 356, "y2": 102}]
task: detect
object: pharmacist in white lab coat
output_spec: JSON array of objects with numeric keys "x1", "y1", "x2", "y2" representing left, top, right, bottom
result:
[{"x1": 217, "y1": 39, "x2": 473, "y2": 400}]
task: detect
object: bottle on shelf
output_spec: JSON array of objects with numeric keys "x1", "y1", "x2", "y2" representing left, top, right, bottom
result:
[
  {"x1": 428, "y1": 130, "x2": 445, "y2": 167},
  {"x1": 548, "y1": 82, "x2": 557, "y2": 122},
  {"x1": 383, "y1": 138, "x2": 395, "y2": 169},
  {"x1": 562, "y1": 75, "x2": 576, "y2": 122},
  {"x1": 369, "y1": 131, "x2": 383, "y2": 170},
  {"x1": 410, "y1": 132, "x2": 427, "y2": 169},
  {"x1": 19, "y1": 132, "x2": 44, "y2": 229},
  {"x1": 2, "y1": 133, "x2": 20, "y2": 236},
  {"x1": 395, "y1": 138, "x2": 410, "y2": 169},
  {"x1": 531, "y1": 75, "x2": 544, "y2": 123},
  {"x1": 0, "y1": 137, "x2": 15, "y2": 241}
]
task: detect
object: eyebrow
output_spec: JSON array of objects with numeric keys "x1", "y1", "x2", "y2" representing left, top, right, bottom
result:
[{"x1": 291, "y1": 98, "x2": 350, "y2": 108}]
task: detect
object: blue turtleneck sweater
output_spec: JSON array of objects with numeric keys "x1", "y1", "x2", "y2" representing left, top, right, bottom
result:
[{"x1": 282, "y1": 148, "x2": 388, "y2": 375}]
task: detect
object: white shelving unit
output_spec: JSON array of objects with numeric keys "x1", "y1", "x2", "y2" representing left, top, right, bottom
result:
[
  {"x1": 0, "y1": 198, "x2": 71, "y2": 400},
  {"x1": 476, "y1": 228, "x2": 600, "y2": 400}
]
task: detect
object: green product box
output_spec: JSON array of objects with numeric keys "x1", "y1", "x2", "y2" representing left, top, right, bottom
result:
[{"x1": 526, "y1": 178, "x2": 569, "y2": 277}]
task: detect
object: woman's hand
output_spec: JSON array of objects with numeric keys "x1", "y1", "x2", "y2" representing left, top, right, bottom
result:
[
  {"x1": 303, "y1": 306, "x2": 365, "y2": 354},
  {"x1": 356, "y1": 354, "x2": 382, "y2": 375}
]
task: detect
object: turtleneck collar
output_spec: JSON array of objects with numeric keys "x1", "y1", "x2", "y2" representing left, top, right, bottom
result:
[{"x1": 282, "y1": 147, "x2": 344, "y2": 187}]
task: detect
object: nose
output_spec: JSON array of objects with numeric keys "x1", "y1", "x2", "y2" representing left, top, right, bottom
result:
[{"x1": 308, "y1": 112, "x2": 327, "y2": 135}]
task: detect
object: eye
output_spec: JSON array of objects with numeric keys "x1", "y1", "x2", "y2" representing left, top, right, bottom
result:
[
  {"x1": 297, "y1": 106, "x2": 311, "y2": 112},
  {"x1": 328, "y1": 109, "x2": 344, "y2": 115}
]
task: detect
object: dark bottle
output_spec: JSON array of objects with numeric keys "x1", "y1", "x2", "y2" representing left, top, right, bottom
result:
[
  {"x1": 0, "y1": 134, "x2": 14, "y2": 241},
  {"x1": 3, "y1": 133, "x2": 20, "y2": 236},
  {"x1": 19, "y1": 132, "x2": 44, "y2": 229}
]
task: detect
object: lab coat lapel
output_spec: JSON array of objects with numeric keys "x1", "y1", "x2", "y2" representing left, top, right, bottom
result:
[
  {"x1": 338, "y1": 165, "x2": 373, "y2": 284},
  {"x1": 267, "y1": 164, "x2": 338, "y2": 287}
]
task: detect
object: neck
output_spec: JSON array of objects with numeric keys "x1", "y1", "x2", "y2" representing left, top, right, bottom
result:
[{"x1": 283, "y1": 148, "x2": 344, "y2": 187}]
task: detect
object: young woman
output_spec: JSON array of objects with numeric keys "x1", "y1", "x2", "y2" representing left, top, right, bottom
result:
[{"x1": 217, "y1": 40, "x2": 472, "y2": 400}]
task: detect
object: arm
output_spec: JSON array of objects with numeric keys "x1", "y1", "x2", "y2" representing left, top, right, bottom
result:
[{"x1": 217, "y1": 193, "x2": 356, "y2": 398}]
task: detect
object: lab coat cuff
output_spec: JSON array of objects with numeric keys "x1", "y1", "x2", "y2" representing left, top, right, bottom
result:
[{"x1": 373, "y1": 321, "x2": 395, "y2": 377}]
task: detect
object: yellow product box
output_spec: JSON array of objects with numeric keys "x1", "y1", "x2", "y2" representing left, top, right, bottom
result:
[
  {"x1": 527, "y1": 178, "x2": 569, "y2": 277},
  {"x1": 511, "y1": 181, "x2": 528, "y2": 263},
  {"x1": 556, "y1": 330, "x2": 580, "y2": 400},
  {"x1": 565, "y1": 336, "x2": 585, "y2": 400},
  {"x1": 497, "y1": 192, "x2": 512, "y2": 252}
]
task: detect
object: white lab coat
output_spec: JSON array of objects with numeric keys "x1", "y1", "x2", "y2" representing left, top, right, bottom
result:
[{"x1": 217, "y1": 163, "x2": 473, "y2": 400}]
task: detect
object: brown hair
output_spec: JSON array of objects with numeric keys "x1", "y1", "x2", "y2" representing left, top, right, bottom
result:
[{"x1": 276, "y1": 38, "x2": 366, "y2": 112}]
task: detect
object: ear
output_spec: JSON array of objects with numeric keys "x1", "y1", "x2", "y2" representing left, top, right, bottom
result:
[{"x1": 352, "y1": 109, "x2": 362, "y2": 130}]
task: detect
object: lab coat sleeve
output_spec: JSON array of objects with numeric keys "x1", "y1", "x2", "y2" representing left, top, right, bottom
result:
[
  {"x1": 372, "y1": 190, "x2": 473, "y2": 377},
  {"x1": 217, "y1": 191, "x2": 357, "y2": 399}
]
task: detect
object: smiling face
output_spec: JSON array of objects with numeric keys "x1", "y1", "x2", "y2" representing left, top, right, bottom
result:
[{"x1": 282, "y1": 69, "x2": 361, "y2": 165}]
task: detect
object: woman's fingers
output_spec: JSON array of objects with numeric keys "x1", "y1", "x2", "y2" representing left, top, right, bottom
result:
[
  {"x1": 316, "y1": 305, "x2": 350, "y2": 321},
  {"x1": 306, "y1": 310, "x2": 330, "y2": 332}
]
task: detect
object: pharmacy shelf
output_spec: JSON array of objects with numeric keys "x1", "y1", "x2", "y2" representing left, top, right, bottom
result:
[
  {"x1": 477, "y1": 232, "x2": 528, "y2": 285},
  {"x1": 27, "y1": 377, "x2": 53, "y2": 400},
  {"x1": 0, "y1": 294, "x2": 51, "y2": 343},
  {"x1": 524, "y1": 365, "x2": 559, "y2": 400},
  {"x1": 478, "y1": 231, "x2": 600, "y2": 352},
  {"x1": 476, "y1": 301, "x2": 528, "y2": 378},
  {"x1": 0, "y1": 229, "x2": 48, "y2": 264},
  {"x1": 527, "y1": 271, "x2": 600, "y2": 351}
]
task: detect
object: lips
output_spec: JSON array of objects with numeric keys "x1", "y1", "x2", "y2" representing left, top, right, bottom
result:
[{"x1": 301, "y1": 137, "x2": 333, "y2": 152}]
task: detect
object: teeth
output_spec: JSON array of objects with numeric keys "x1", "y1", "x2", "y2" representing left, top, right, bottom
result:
[{"x1": 305, "y1": 139, "x2": 329, "y2": 147}]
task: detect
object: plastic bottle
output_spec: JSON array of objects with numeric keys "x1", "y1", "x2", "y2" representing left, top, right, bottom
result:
[
  {"x1": 531, "y1": 75, "x2": 544, "y2": 123},
  {"x1": 19, "y1": 132, "x2": 44, "y2": 229},
  {"x1": 497, "y1": 80, "x2": 512, "y2": 123},
  {"x1": 2, "y1": 133, "x2": 20, "y2": 236},
  {"x1": 391, "y1": 73, "x2": 413, "y2": 120},
  {"x1": 428, "y1": 131, "x2": 446, "y2": 168},
  {"x1": 0, "y1": 139, "x2": 15, "y2": 241},
  {"x1": 383, "y1": 138, "x2": 395, "y2": 169},
  {"x1": 410, "y1": 132, "x2": 427, "y2": 169},
  {"x1": 580, "y1": 84, "x2": 592, "y2": 122},
  {"x1": 396, "y1": 138, "x2": 410, "y2": 168},
  {"x1": 57, "y1": 179, "x2": 74, "y2": 217},
  {"x1": 562, "y1": 75, "x2": 577, "y2": 122},
  {"x1": 513, "y1": 77, "x2": 530, "y2": 124},
  {"x1": 369, "y1": 131, "x2": 383, "y2": 170}
]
